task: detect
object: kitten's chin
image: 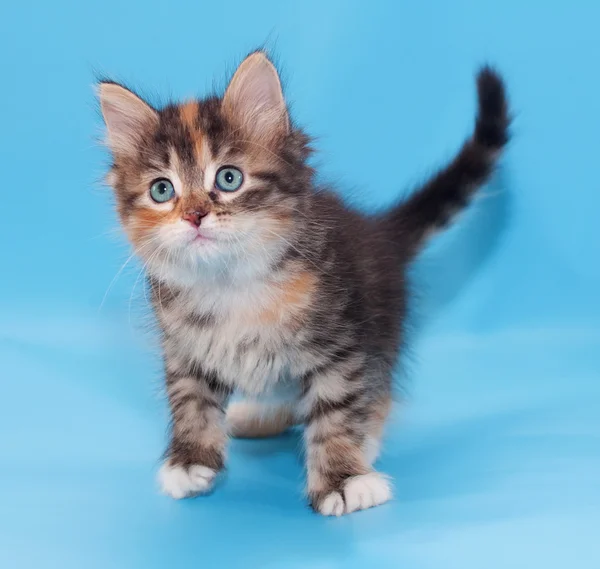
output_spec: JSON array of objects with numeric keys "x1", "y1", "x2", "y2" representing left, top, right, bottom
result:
[
  {"x1": 144, "y1": 249, "x2": 225, "y2": 287},
  {"x1": 183, "y1": 238, "x2": 229, "y2": 265}
]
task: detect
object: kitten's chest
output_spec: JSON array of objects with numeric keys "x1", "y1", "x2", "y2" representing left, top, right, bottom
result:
[
  {"x1": 161, "y1": 280, "x2": 315, "y2": 395},
  {"x1": 185, "y1": 316, "x2": 292, "y2": 394}
]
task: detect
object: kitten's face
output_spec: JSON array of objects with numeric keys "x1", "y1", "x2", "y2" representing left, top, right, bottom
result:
[{"x1": 100, "y1": 53, "x2": 311, "y2": 282}]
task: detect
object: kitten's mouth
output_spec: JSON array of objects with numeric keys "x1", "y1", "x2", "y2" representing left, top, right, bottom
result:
[
  {"x1": 190, "y1": 231, "x2": 217, "y2": 244},
  {"x1": 188, "y1": 233, "x2": 218, "y2": 248}
]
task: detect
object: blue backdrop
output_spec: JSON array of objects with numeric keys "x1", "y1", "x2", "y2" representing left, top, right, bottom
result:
[{"x1": 1, "y1": 1, "x2": 599, "y2": 567}]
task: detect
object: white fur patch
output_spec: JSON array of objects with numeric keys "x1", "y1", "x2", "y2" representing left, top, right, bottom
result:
[
  {"x1": 318, "y1": 491, "x2": 345, "y2": 517},
  {"x1": 343, "y1": 472, "x2": 392, "y2": 514},
  {"x1": 158, "y1": 462, "x2": 216, "y2": 499}
]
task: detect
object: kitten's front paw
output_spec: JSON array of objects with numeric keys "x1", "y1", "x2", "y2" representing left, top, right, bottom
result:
[
  {"x1": 315, "y1": 491, "x2": 345, "y2": 516},
  {"x1": 312, "y1": 472, "x2": 392, "y2": 516},
  {"x1": 343, "y1": 472, "x2": 392, "y2": 513},
  {"x1": 158, "y1": 461, "x2": 217, "y2": 499}
]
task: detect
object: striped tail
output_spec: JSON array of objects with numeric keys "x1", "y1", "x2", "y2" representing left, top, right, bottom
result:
[{"x1": 388, "y1": 66, "x2": 510, "y2": 259}]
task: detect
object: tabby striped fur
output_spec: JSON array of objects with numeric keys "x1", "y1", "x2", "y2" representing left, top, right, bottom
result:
[{"x1": 99, "y1": 52, "x2": 509, "y2": 515}]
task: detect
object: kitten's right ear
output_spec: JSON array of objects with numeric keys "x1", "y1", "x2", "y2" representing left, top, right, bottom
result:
[{"x1": 98, "y1": 82, "x2": 158, "y2": 155}]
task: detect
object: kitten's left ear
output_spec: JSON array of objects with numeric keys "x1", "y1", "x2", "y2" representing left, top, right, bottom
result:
[
  {"x1": 98, "y1": 82, "x2": 158, "y2": 155},
  {"x1": 222, "y1": 52, "x2": 289, "y2": 143}
]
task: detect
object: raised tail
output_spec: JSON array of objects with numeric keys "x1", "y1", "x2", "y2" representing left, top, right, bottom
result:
[{"x1": 387, "y1": 66, "x2": 510, "y2": 259}]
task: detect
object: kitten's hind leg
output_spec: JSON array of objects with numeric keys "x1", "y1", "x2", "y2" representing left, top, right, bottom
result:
[{"x1": 227, "y1": 400, "x2": 297, "y2": 438}]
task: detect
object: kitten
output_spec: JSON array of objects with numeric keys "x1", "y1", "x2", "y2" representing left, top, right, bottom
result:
[{"x1": 99, "y1": 52, "x2": 509, "y2": 516}]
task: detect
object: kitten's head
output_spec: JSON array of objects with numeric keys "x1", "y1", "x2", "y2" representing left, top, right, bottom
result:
[{"x1": 99, "y1": 52, "x2": 312, "y2": 282}]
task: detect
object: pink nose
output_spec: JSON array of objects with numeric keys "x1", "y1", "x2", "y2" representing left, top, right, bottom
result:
[{"x1": 183, "y1": 209, "x2": 208, "y2": 227}]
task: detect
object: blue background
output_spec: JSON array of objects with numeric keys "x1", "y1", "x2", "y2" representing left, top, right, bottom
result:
[{"x1": 1, "y1": 0, "x2": 599, "y2": 567}]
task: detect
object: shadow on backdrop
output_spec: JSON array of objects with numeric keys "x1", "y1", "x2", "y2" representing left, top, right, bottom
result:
[{"x1": 409, "y1": 167, "x2": 513, "y2": 335}]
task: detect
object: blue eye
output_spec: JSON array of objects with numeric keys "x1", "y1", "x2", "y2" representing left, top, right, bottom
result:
[
  {"x1": 215, "y1": 166, "x2": 243, "y2": 192},
  {"x1": 149, "y1": 179, "x2": 175, "y2": 203}
]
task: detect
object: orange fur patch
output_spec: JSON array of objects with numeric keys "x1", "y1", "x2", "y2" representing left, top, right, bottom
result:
[
  {"x1": 179, "y1": 101, "x2": 204, "y2": 159},
  {"x1": 128, "y1": 206, "x2": 178, "y2": 243},
  {"x1": 257, "y1": 270, "x2": 318, "y2": 326},
  {"x1": 179, "y1": 101, "x2": 198, "y2": 127}
]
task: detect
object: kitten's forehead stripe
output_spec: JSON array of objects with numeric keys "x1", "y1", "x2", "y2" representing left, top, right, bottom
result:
[
  {"x1": 179, "y1": 101, "x2": 204, "y2": 160},
  {"x1": 179, "y1": 101, "x2": 198, "y2": 128}
]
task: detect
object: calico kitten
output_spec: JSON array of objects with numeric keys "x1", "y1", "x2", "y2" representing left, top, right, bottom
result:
[{"x1": 99, "y1": 52, "x2": 509, "y2": 516}]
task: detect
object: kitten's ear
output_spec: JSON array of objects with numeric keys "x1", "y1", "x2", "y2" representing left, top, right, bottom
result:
[
  {"x1": 98, "y1": 82, "x2": 158, "y2": 155},
  {"x1": 222, "y1": 52, "x2": 289, "y2": 143}
]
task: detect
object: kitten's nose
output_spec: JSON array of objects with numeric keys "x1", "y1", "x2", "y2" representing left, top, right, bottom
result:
[{"x1": 182, "y1": 209, "x2": 208, "y2": 227}]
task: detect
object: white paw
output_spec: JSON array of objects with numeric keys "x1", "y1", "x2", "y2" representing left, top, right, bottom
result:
[
  {"x1": 158, "y1": 462, "x2": 216, "y2": 499},
  {"x1": 343, "y1": 472, "x2": 392, "y2": 513},
  {"x1": 318, "y1": 491, "x2": 345, "y2": 517}
]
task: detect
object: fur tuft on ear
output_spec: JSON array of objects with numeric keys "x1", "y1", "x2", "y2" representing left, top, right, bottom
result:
[
  {"x1": 98, "y1": 82, "x2": 158, "y2": 155},
  {"x1": 222, "y1": 51, "x2": 289, "y2": 144}
]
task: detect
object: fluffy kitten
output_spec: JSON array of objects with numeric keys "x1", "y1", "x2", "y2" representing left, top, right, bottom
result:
[{"x1": 99, "y1": 52, "x2": 509, "y2": 516}]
